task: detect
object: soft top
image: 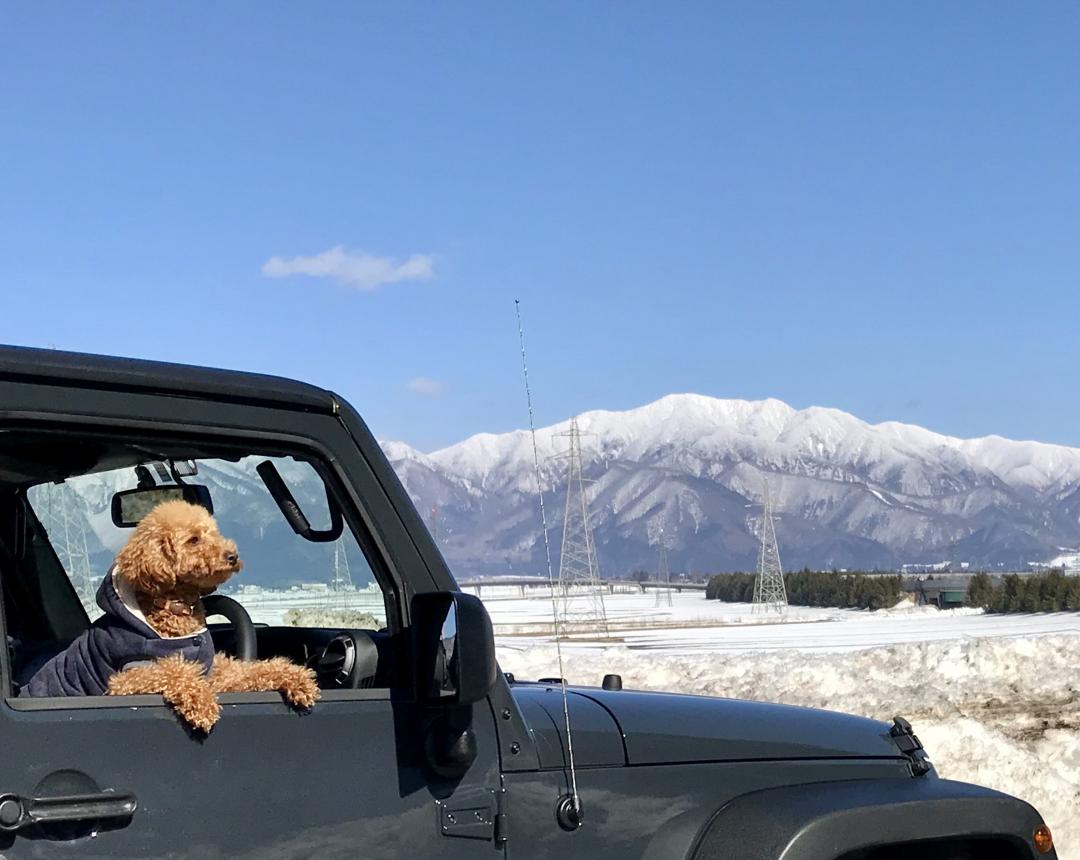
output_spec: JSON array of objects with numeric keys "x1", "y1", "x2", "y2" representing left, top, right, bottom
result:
[{"x1": 0, "y1": 344, "x2": 334, "y2": 413}]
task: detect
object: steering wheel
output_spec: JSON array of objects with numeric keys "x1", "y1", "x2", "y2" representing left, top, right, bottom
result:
[{"x1": 201, "y1": 594, "x2": 257, "y2": 661}]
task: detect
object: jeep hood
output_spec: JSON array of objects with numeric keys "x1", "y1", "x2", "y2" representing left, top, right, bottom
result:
[{"x1": 513, "y1": 685, "x2": 902, "y2": 766}]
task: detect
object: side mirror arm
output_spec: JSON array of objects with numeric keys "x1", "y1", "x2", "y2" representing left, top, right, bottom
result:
[{"x1": 424, "y1": 709, "x2": 478, "y2": 778}]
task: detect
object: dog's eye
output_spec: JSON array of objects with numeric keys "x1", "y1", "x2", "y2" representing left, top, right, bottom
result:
[{"x1": 187, "y1": 535, "x2": 200, "y2": 545}]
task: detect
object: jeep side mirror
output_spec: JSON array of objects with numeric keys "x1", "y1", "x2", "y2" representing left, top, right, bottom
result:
[{"x1": 412, "y1": 591, "x2": 497, "y2": 707}]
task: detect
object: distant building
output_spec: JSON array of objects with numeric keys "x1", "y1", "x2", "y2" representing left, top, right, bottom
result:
[
  {"x1": 901, "y1": 561, "x2": 954, "y2": 574},
  {"x1": 903, "y1": 574, "x2": 971, "y2": 609},
  {"x1": 233, "y1": 583, "x2": 264, "y2": 594}
]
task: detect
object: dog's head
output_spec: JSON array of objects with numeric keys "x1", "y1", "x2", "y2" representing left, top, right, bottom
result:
[{"x1": 115, "y1": 499, "x2": 242, "y2": 598}]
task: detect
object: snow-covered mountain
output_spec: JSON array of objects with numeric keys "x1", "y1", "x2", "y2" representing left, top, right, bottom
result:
[
  {"x1": 51, "y1": 394, "x2": 1080, "y2": 584},
  {"x1": 382, "y1": 394, "x2": 1080, "y2": 577}
]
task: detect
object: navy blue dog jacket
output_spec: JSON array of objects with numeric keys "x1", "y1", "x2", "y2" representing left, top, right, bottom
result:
[{"x1": 25, "y1": 567, "x2": 214, "y2": 697}]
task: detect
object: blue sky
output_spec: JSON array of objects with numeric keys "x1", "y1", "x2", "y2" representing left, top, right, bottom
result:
[{"x1": 2, "y1": 4, "x2": 1079, "y2": 451}]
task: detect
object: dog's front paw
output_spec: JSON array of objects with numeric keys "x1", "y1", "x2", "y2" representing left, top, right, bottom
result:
[
  {"x1": 171, "y1": 688, "x2": 221, "y2": 733},
  {"x1": 282, "y1": 667, "x2": 320, "y2": 711},
  {"x1": 107, "y1": 656, "x2": 221, "y2": 733}
]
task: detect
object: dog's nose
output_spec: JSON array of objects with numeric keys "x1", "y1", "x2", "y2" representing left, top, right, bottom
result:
[{"x1": 225, "y1": 552, "x2": 239, "y2": 566}]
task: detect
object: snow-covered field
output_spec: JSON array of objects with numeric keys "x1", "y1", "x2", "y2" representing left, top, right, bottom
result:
[
  {"x1": 480, "y1": 587, "x2": 1080, "y2": 651},
  {"x1": 231, "y1": 586, "x2": 386, "y2": 627},
  {"x1": 486, "y1": 591, "x2": 1080, "y2": 859}
]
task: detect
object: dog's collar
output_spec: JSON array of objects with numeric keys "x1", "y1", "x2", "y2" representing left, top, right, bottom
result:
[
  {"x1": 109, "y1": 566, "x2": 207, "y2": 639},
  {"x1": 153, "y1": 596, "x2": 198, "y2": 617}
]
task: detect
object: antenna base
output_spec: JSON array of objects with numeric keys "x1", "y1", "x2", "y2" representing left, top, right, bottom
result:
[{"x1": 555, "y1": 794, "x2": 583, "y2": 831}]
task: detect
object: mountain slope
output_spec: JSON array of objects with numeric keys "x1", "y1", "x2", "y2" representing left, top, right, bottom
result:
[{"x1": 383, "y1": 394, "x2": 1080, "y2": 576}]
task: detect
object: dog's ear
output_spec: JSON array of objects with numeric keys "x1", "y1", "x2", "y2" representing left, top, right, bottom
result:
[
  {"x1": 157, "y1": 530, "x2": 178, "y2": 565},
  {"x1": 115, "y1": 526, "x2": 178, "y2": 597}
]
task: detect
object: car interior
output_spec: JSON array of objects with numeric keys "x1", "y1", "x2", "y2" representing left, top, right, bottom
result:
[{"x1": 0, "y1": 428, "x2": 400, "y2": 699}]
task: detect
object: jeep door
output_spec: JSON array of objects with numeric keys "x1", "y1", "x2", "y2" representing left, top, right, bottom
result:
[{"x1": 0, "y1": 381, "x2": 505, "y2": 858}]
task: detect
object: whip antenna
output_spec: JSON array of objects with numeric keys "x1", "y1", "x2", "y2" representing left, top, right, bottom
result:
[{"x1": 515, "y1": 300, "x2": 583, "y2": 830}]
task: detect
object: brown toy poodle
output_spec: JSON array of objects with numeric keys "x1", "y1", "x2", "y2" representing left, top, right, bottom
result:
[{"x1": 97, "y1": 499, "x2": 319, "y2": 731}]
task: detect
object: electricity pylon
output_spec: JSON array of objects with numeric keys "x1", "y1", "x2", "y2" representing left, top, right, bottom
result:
[
  {"x1": 322, "y1": 536, "x2": 356, "y2": 612},
  {"x1": 654, "y1": 527, "x2": 673, "y2": 607},
  {"x1": 554, "y1": 418, "x2": 608, "y2": 633},
  {"x1": 329, "y1": 538, "x2": 353, "y2": 591},
  {"x1": 429, "y1": 505, "x2": 440, "y2": 546},
  {"x1": 752, "y1": 479, "x2": 788, "y2": 614},
  {"x1": 38, "y1": 483, "x2": 97, "y2": 614}
]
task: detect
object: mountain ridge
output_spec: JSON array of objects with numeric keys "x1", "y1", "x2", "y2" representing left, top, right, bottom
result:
[{"x1": 379, "y1": 394, "x2": 1080, "y2": 576}]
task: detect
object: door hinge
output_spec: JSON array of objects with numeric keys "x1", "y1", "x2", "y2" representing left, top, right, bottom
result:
[{"x1": 437, "y1": 787, "x2": 508, "y2": 846}]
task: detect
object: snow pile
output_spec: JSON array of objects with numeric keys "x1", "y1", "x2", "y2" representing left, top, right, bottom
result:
[
  {"x1": 282, "y1": 607, "x2": 381, "y2": 629},
  {"x1": 869, "y1": 603, "x2": 985, "y2": 618},
  {"x1": 498, "y1": 634, "x2": 1080, "y2": 858}
]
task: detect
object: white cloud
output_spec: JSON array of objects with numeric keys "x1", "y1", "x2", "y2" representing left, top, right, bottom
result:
[
  {"x1": 406, "y1": 377, "x2": 446, "y2": 397},
  {"x1": 261, "y1": 245, "x2": 434, "y2": 291}
]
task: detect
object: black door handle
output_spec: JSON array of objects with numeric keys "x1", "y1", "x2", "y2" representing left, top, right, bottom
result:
[{"x1": 0, "y1": 791, "x2": 137, "y2": 832}]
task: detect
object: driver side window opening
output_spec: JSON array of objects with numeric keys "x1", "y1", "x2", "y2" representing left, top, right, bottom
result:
[{"x1": 0, "y1": 426, "x2": 403, "y2": 702}]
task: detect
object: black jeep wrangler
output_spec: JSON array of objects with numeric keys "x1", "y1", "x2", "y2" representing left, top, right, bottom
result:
[{"x1": 0, "y1": 345, "x2": 1056, "y2": 858}]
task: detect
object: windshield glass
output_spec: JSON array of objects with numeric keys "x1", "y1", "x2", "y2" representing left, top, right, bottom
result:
[{"x1": 26, "y1": 455, "x2": 386, "y2": 629}]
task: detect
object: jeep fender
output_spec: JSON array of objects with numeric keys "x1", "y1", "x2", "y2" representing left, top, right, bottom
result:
[{"x1": 647, "y1": 778, "x2": 1050, "y2": 860}]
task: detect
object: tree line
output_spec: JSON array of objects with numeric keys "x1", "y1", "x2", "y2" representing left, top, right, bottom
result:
[
  {"x1": 966, "y1": 570, "x2": 1080, "y2": 613},
  {"x1": 704, "y1": 568, "x2": 1080, "y2": 613},
  {"x1": 706, "y1": 569, "x2": 903, "y2": 611}
]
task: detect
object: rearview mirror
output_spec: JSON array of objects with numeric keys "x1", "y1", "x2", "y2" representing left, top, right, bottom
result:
[
  {"x1": 412, "y1": 591, "x2": 497, "y2": 707},
  {"x1": 111, "y1": 485, "x2": 214, "y2": 528}
]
